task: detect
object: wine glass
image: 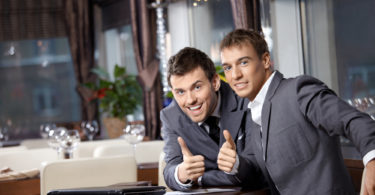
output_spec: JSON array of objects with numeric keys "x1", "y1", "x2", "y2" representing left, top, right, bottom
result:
[
  {"x1": 123, "y1": 122, "x2": 145, "y2": 156},
  {"x1": 40, "y1": 123, "x2": 57, "y2": 139},
  {"x1": 81, "y1": 120, "x2": 99, "y2": 141},
  {"x1": 59, "y1": 130, "x2": 81, "y2": 159},
  {"x1": 0, "y1": 126, "x2": 9, "y2": 142},
  {"x1": 48, "y1": 127, "x2": 67, "y2": 158}
]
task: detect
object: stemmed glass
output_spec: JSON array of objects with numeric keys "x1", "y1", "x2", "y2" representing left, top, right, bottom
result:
[
  {"x1": 0, "y1": 126, "x2": 9, "y2": 142},
  {"x1": 47, "y1": 127, "x2": 67, "y2": 158},
  {"x1": 40, "y1": 123, "x2": 57, "y2": 139},
  {"x1": 59, "y1": 130, "x2": 81, "y2": 159},
  {"x1": 81, "y1": 120, "x2": 99, "y2": 141},
  {"x1": 123, "y1": 122, "x2": 145, "y2": 156}
]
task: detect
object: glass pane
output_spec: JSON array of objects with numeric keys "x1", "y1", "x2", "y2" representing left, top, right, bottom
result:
[
  {"x1": 104, "y1": 25, "x2": 138, "y2": 78},
  {"x1": 187, "y1": 0, "x2": 234, "y2": 64},
  {"x1": 302, "y1": 0, "x2": 375, "y2": 119},
  {"x1": 0, "y1": 38, "x2": 81, "y2": 140}
]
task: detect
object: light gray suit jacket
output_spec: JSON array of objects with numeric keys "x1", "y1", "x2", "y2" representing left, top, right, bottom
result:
[
  {"x1": 161, "y1": 82, "x2": 265, "y2": 191},
  {"x1": 250, "y1": 71, "x2": 375, "y2": 194}
]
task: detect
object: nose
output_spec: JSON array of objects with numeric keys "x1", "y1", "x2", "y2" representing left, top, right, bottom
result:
[
  {"x1": 232, "y1": 66, "x2": 242, "y2": 80},
  {"x1": 186, "y1": 91, "x2": 197, "y2": 105}
]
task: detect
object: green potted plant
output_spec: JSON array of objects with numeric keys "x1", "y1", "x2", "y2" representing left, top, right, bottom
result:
[{"x1": 85, "y1": 64, "x2": 142, "y2": 138}]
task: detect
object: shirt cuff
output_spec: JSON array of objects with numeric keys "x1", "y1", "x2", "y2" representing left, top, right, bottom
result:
[
  {"x1": 174, "y1": 164, "x2": 193, "y2": 189},
  {"x1": 363, "y1": 149, "x2": 375, "y2": 166},
  {"x1": 197, "y1": 176, "x2": 203, "y2": 186},
  {"x1": 224, "y1": 154, "x2": 239, "y2": 175}
]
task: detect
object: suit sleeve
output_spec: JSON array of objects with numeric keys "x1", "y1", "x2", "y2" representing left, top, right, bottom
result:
[
  {"x1": 161, "y1": 110, "x2": 188, "y2": 191},
  {"x1": 295, "y1": 76, "x2": 375, "y2": 157}
]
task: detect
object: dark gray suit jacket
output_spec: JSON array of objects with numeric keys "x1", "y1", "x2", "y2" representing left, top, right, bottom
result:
[
  {"x1": 161, "y1": 82, "x2": 264, "y2": 191},
  {"x1": 250, "y1": 71, "x2": 375, "y2": 194}
]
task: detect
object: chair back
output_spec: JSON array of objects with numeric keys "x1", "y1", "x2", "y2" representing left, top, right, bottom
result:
[
  {"x1": 0, "y1": 145, "x2": 27, "y2": 155},
  {"x1": 93, "y1": 140, "x2": 164, "y2": 163},
  {"x1": 0, "y1": 148, "x2": 57, "y2": 171},
  {"x1": 40, "y1": 155, "x2": 137, "y2": 195},
  {"x1": 21, "y1": 139, "x2": 49, "y2": 149},
  {"x1": 76, "y1": 139, "x2": 128, "y2": 158}
]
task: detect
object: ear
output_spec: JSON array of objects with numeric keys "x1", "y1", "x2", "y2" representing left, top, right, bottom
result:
[
  {"x1": 211, "y1": 74, "x2": 221, "y2": 91},
  {"x1": 262, "y1": 52, "x2": 271, "y2": 70}
]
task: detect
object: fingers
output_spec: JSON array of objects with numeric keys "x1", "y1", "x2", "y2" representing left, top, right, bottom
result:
[
  {"x1": 218, "y1": 130, "x2": 237, "y2": 173},
  {"x1": 223, "y1": 130, "x2": 236, "y2": 150},
  {"x1": 218, "y1": 161, "x2": 234, "y2": 173},
  {"x1": 178, "y1": 137, "x2": 193, "y2": 156},
  {"x1": 217, "y1": 145, "x2": 236, "y2": 172}
]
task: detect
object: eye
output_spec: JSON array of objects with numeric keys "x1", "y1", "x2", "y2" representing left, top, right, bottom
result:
[
  {"x1": 194, "y1": 85, "x2": 201, "y2": 90},
  {"x1": 223, "y1": 65, "x2": 232, "y2": 72},
  {"x1": 176, "y1": 90, "x2": 184, "y2": 96},
  {"x1": 240, "y1": 60, "x2": 248, "y2": 66}
]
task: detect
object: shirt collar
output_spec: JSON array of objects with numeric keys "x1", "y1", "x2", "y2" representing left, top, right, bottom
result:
[{"x1": 248, "y1": 71, "x2": 276, "y2": 110}]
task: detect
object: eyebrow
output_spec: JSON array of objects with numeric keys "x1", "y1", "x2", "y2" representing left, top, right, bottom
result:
[
  {"x1": 237, "y1": 56, "x2": 251, "y2": 62},
  {"x1": 221, "y1": 56, "x2": 251, "y2": 66}
]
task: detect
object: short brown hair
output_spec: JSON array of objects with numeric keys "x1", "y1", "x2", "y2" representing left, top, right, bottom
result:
[
  {"x1": 167, "y1": 47, "x2": 216, "y2": 87},
  {"x1": 220, "y1": 29, "x2": 269, "y2": 58}
]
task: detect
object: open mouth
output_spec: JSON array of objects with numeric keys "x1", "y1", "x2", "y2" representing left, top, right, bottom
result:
[
  {"x1": 188, "y1": 104, "x2": 202, "y2": 111},
  {"x1": 234, "y1": 82, "x2": 248, "y2": 89}
]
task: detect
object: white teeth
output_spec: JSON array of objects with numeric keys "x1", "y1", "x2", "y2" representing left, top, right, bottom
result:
[
  {"x1": 235, "y1": 83, "x2": 246, "y2": 87},
  {"x1": 189, "y1": 105, "x2": 201, "y2": 110}
]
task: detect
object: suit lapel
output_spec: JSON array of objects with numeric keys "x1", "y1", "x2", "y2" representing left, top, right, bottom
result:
[
  {"x1": 219, "y1": 82, "x2": 245, "y2": 144},
  {"x1": 221, "y1": 110, "x2": 244, "y2": 143},
  {"x1": 261, "y1": 71, "x2": 283, "y2": 162},
  {"x1": 261, "y1": 101, "x2": 271, "y2": 161}
]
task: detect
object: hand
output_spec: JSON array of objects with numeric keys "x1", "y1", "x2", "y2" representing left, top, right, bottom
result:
[
  {"x1": 217, "y1": 130, "x2": 237, "y2": 173},
  {"x1": 177, "y1": 137, "x2": 205, "y2": 183},
  {"x1": 364, "y1": 159, "x2": 375, "y2": 195}
]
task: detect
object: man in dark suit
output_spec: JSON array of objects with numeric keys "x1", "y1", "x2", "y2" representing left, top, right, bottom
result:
[
  {"x1": 218, "y1": 29, "x2": 375, "y2": 194},
  {"x1": 161, "y1": 47, "x2": 264, "y2": 191}
]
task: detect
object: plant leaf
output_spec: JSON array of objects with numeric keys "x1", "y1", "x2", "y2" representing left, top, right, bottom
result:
[
  {"x1": 114, "y1": 64, "x2": 126, "y2": 79},
  {"x1": 91, "y1": 67, "x2": 110, "y2": 80}
]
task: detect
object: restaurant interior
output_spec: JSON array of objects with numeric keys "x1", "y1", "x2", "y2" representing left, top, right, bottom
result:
[{"x1": 0, "y1": 0, "x2": 374, "y2": 194}]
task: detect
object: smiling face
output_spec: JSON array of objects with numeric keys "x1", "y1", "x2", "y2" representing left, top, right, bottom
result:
[
  {"x1": 221, "y1": 43, "x2": 272, "y2": 101},
  {"x1": 170, "y1": 66, "x2": 220, "y2": 123}
]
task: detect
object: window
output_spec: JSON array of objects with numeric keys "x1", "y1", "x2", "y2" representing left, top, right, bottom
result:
[
  {"x1": 261, "y1": 0, "x2": 375, "y2": 158},
  {"x1": 0, "y1": 38, "x2": 81, "y2": 139},
  {"x1": 300, "y1": 0, "x2": 375, "y2": 118},
  {"x1": 167, "y1": 0, "x2": 234, "y2": 64}
]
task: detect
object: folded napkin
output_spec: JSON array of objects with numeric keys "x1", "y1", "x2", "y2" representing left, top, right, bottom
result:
[{"x1": 0, "y1": 166, "x2": 39, "y2": 181}]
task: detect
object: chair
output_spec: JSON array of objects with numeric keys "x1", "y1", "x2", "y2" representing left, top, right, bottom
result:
[
  {"x1": 0, "y1": 145, "x2": 27, "y2": 155},
  {"x1": 21, "y1": 139, "x2": 49, "y2": 149},
  {"x1": 93, "y1": 140, "x2": 164, "y2": 163},
  {"x1": 40, "y1": 155, "x2": 137, "y2": 195},
  {"x1": 158, "y1": 151, "x2": 166, "y2": 187},
  {"x1": 158, "y1": 151, "x2": 171, "y2": 192},
  {"x1": 76, "y1": 138, "x2": 128, "y2": 158},
  {"x1": 0, "y1": 148, "x2": 57, "y2": 171}
]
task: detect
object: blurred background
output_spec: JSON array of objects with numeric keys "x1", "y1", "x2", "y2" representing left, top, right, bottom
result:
[{"x1": 0, "y1": 0, "x2": 374, "y2": 145}]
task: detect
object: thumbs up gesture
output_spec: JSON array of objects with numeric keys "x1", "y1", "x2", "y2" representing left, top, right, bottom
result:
[
  {"x1": 217, "y1": 130, "x2": 237, "y2": 173},
  {"x1": 177, "y1": 137, "x2": 205, "y2": 183}
]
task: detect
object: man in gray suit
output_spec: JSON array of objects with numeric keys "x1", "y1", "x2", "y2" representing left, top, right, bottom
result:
[
  {"x1": 161, "y1": 47, "x2": 265, "y2": 191},
  {"x1": 217, "y1": 29, "x2": 375, "y2": 194}
]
